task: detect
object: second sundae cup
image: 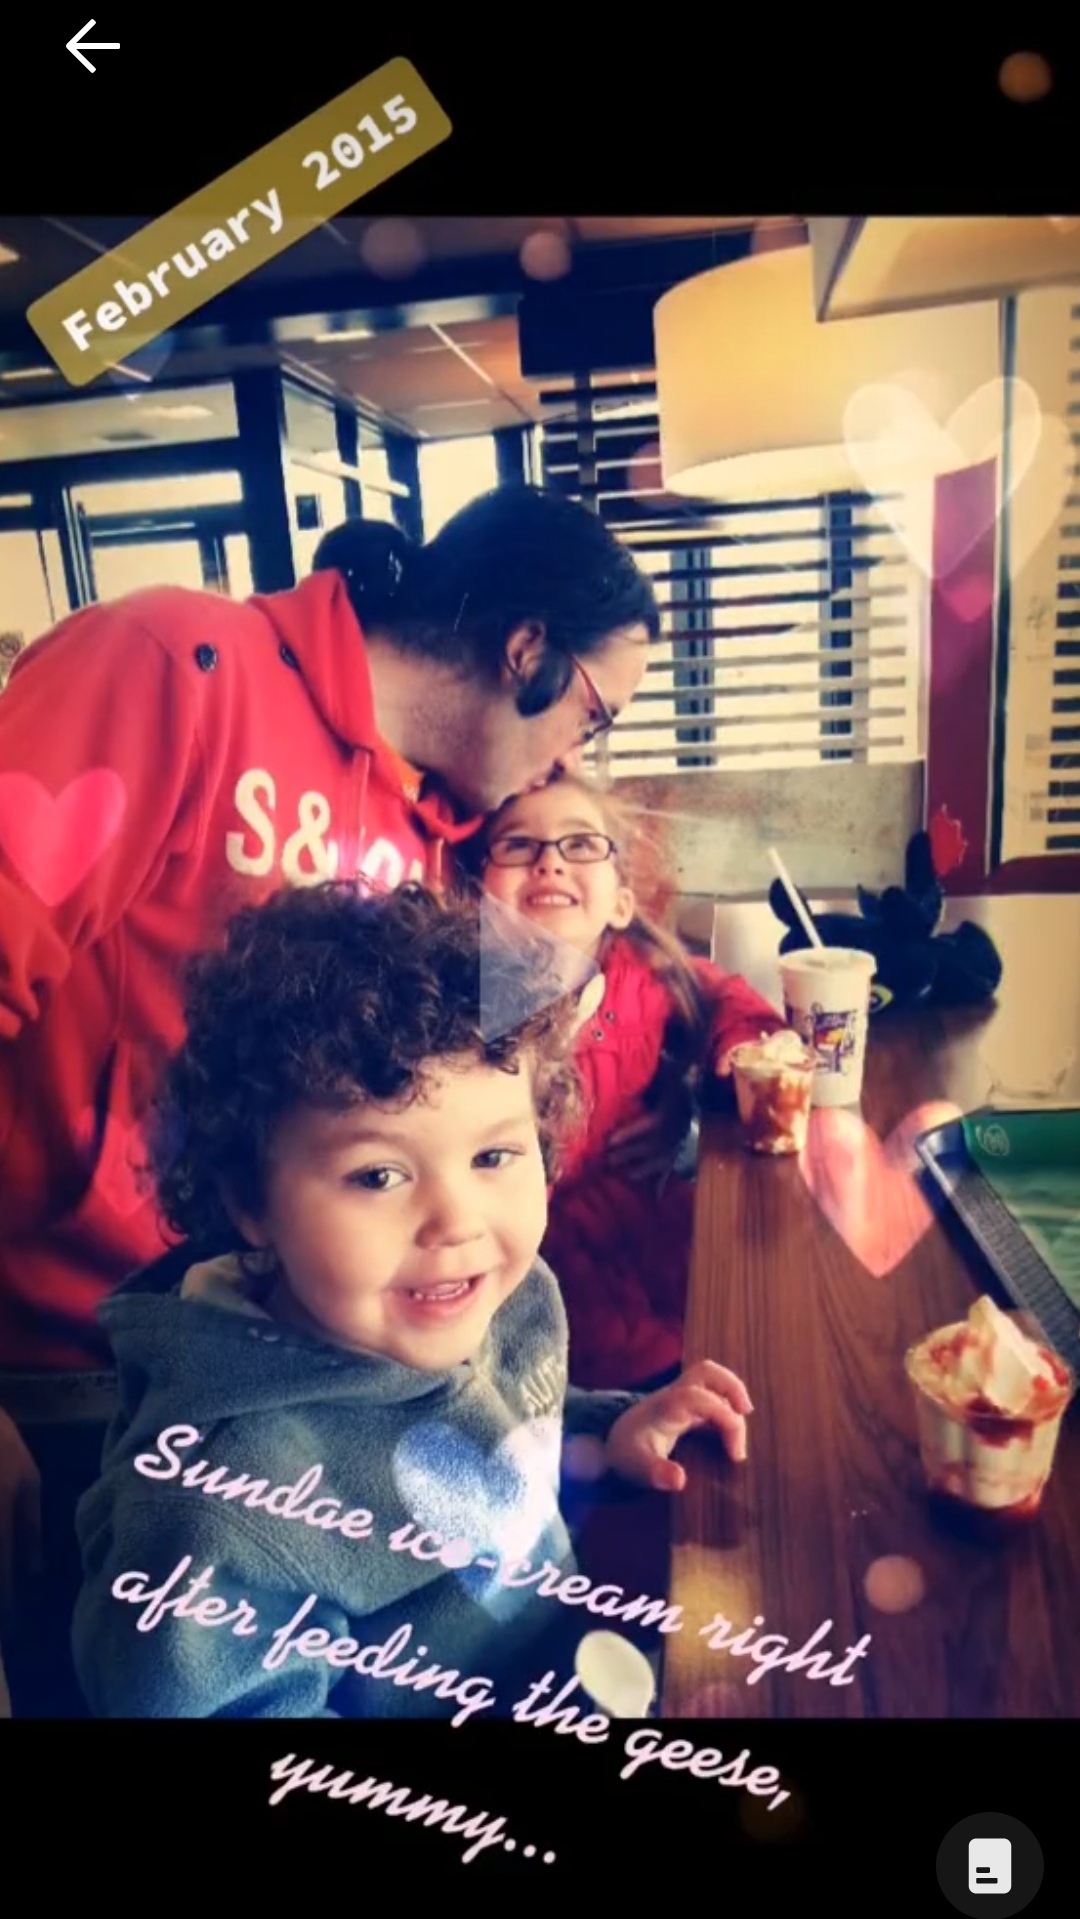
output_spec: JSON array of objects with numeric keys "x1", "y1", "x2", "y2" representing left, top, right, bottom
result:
[
  {"x1": 905, "y1": 1295, "x2": 1073, "y2": 1524},
  {"x1": 729, "y1": 1029, "x2": 817, "y2": 1156}
]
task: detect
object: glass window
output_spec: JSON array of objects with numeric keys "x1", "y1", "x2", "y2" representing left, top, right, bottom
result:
[
  {"x1": 0, "y1": 530, "x2": 63, "y2": 647},
  {"x1": 418, "y1": 436, "x2": 498, "y2": 537},
  {"x1": 0, "y1": 383, "x2": 238, "y2": 462},
  {"x1": 283, "y1": 385, "x2": 337, "y2": 458},
  {"x1": 283, "y1": 385, "x2": 349, "y2": 571},
  {"x1": 224, "y1": 535, "x2": 254, "y2": 600},
  {"x1": 91, "y1": 541, "x2": 207, "y2": 601},
  {"x1": 360, "y1": 446, "x2": 399, "y2": 525},
  {"x1": 72, "y1": 473, "x2": 243, "y2": 513}
]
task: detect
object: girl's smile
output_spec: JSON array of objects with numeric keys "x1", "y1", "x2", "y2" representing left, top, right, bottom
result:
[
  {"x1": 520, "y1": 883, "x2": 582, "y2": 909},
  {"x1": 482, "y1": 784, "x2": 634, "y2": 959}
]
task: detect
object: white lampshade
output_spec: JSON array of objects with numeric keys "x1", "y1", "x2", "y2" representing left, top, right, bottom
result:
[
  {"x1": 811, "y1": 216, "x2": 1080, "y2": 320},
  {"x1": 654, "y1": 244, "x2": 1000, "y2": 501}
]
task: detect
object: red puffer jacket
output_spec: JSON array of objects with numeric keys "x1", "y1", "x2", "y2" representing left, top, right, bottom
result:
[{"x1": 541, "y1": 932, "x2": 783, "y2": 1391}]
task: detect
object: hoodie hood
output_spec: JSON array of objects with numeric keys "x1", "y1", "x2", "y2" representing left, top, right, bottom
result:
[
  {"x1": 253, "y1": 570, "x2": 483, "y2": 848},
  {"x1": 98, "y1": 1241, "x2": 479, "y2": 1428},
  {"x1": 74, "y1": 1233, "x2": 643, "y2": 1721}
]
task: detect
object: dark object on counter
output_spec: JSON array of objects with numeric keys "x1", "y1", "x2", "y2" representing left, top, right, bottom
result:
[{"x1": 768, "y1": 831, "x2": 1003, "y2": 1010}]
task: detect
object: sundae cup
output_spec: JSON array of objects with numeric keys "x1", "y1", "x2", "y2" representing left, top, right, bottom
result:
[
  {"x1": 905, "y1": 1295, "x2": 1073, "y2": 1525},
  {"x1": 729, "y1": 1029, "x2": 817, "y2": 1156}
]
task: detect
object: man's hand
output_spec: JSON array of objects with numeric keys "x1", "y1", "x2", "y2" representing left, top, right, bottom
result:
[
  {"x1": 0, "y1": 1407, "x2": 42, "y2": 1631},
  {"x1": 604, "y1": 1358, "x2": 753, "y2": 1491}
]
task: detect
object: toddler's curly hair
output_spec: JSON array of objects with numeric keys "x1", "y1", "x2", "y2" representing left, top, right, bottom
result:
[{"x1": 151, "y1": 881, "x2": 581, "y2": 1252}]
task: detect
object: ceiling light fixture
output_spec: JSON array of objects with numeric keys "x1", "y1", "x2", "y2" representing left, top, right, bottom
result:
[
  {"x1": 314, "y1": 325, "x2": 375, "y2": 344},
  {"x1": 811, "y1": 216, "x2": 1080, "y2": 319},
  {"x1": 414, "y1": 399, "x2": 495, "y2": 412},
  {"x1": 655, "y1": 243, "x2": 998, "y2": 500},
  {"x1": 140, "y1": 404, "x2": 215, "y2": 421}
]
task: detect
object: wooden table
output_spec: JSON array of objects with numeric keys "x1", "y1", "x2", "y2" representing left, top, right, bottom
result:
[{"x1": 661, "y1": 896, "x2": 1080, "y2": 1719}]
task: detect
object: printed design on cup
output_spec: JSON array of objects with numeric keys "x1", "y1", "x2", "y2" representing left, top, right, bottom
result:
[{"x1": 785, "y1": 1000, "x2": 860, "y2": 1077}]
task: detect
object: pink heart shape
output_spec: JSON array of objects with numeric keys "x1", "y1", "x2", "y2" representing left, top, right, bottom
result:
[
  {"x1": 939, "y1": 572, "x2": 994, "y2": 625},
  {"x1": 0, "y1": 769, "x2": 127, "y2": 908},
  {"x1": 798, "y1": 1101, "x2": 962, "y2": 1279}
]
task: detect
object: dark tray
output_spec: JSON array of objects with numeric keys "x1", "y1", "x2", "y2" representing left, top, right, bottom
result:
[{"x1": 913, "y1": 1110, "x2": 1080, "y2": 1378}]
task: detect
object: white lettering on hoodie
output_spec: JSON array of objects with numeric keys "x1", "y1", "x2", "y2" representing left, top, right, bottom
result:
[
  {"x1": 225, "y1": 772, "x2": 434, "y2": 892},
  {"x1": 226, "y1": 770, "x2": 276, "y2": 876}
]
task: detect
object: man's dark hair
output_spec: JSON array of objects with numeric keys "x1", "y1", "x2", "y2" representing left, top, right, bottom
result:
[
  {"x1": 151, "y1": 882, "x2": 580, "y2": 1252},
  {"x1": 313, "y1": 484, "x2": 659, "y2": 718}
]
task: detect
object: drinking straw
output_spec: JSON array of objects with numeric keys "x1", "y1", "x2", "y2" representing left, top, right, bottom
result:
[{"x1": 767, "y1": 846, "x2": 824, "y2": 949}]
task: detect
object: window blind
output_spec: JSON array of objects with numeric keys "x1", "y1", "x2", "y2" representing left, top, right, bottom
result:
[
  {"x1": 537, "y1": 373, "x2": 925, "y2": 778},
  {"x1": 997, "y1": 287, "x2": 1079, "y2": 861}
]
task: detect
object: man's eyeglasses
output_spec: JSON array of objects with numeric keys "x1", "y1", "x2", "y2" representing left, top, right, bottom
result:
[
  {"x1": 571, "y1": 655, "x2": 615, "y2": 746},
  {"x1": 485, "y1": 832, "x2": 618, "y2": 868}
]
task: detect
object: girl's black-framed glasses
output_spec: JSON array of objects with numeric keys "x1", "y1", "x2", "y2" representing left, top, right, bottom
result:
[{"x1": 485, "y1": 831, "x2": 618, "y2": 868}]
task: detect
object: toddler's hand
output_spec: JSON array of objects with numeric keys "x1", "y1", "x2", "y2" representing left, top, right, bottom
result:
[{"x1": 604, "y1": 1359, "x2": 753, "y2": 1492}]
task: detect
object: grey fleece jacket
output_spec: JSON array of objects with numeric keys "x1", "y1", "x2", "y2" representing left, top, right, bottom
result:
[{"x1": 73, "y1": 1242, "x2": 639, "y2": 1719}]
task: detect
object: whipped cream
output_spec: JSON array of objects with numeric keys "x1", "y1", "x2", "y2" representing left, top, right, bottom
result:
[
  {"x1": 953, "y1": 1296, "x2": 1048, "y2": 1415},
  {"x1": 916, "y1": 1296, "x2": 1064, "y2": 1419},
  {"x1": 738, "y1": 1028, "x2": 813, "y2": 1069}
]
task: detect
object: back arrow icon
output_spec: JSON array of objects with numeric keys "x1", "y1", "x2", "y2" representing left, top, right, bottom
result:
[{"x1": 67, "y1": 19, "x2": 120, "y2": 71}]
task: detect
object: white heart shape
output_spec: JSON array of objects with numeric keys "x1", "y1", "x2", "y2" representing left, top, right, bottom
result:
[
  {"x1": 843, "y1": 377, "x2": 1071, "y2": 582},
  {"x1": 391, "y1": 1415, "x2": 563, "y2": 1572}
]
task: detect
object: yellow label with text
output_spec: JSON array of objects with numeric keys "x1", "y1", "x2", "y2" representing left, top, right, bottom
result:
[{"x1": 27, "y1": 58, "x2": 451, "y2": 387}]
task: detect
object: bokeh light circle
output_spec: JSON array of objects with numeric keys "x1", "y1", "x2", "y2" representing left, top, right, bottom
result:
[
  {"x1": 520, "y1": 228, "x2": 573, "y2": 280},
  {"x1": 360, "y1": 219, "x2": 427, "y2": 278},
  {"x1": 863, "y1": 1554, "x2": 927, "y2": 1614},
  {"x1": 998, "y1": 52, "x2": 1053, "y2": 103}
]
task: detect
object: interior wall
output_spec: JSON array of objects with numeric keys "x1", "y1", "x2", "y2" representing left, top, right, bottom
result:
[{"x1": 609, "y1": 761, "x2": 925, "y2": 948}]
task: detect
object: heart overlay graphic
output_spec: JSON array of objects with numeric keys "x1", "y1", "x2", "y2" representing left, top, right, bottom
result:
[
  {"x1": 0, "y1": 769, "x2": 126, "y2": 907},
  {"x1": 843, "y1": 377, "x2": 1070, "y2": 589},
  {"x1": 392, "y1": 1416, "x2": 563, "y2": 1614},
  {"x1": 479, "y1": 892, "x2": 598, "y2": 1042},
  {"x1": 798, "y1": 1100, "x2": 962, "y2": 1279}
]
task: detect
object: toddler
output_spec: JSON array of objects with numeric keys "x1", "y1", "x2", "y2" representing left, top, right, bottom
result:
[{"x1": 73, "y1": 882, "x2": 751, "y2": 1718}]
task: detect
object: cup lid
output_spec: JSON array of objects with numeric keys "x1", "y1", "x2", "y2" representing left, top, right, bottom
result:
[{"x1": 779, "y1": 945, "x2": 877, "y2": 974}]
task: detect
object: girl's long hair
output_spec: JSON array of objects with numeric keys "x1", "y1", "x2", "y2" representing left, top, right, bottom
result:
[{"x1": 593, "y1": 782, "x2": 710, "y2": 1108}]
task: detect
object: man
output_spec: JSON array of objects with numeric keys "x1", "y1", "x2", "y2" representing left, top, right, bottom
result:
[{"x1": 0, "y1": 484, "x2": 667, "y2": 1707}]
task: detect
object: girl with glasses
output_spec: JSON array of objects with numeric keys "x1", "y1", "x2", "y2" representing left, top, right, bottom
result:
[{"x1": 479, "y1": 774, "x2": 785, "y2": 1393}]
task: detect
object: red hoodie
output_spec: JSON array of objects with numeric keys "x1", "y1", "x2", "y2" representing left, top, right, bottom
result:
[
  {"x1": 0, "y1": 572, "x2": 481, "y2": 1372},
  {"x1": 541, "y1": 933, "x2": 783, "y2": 1391}
]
